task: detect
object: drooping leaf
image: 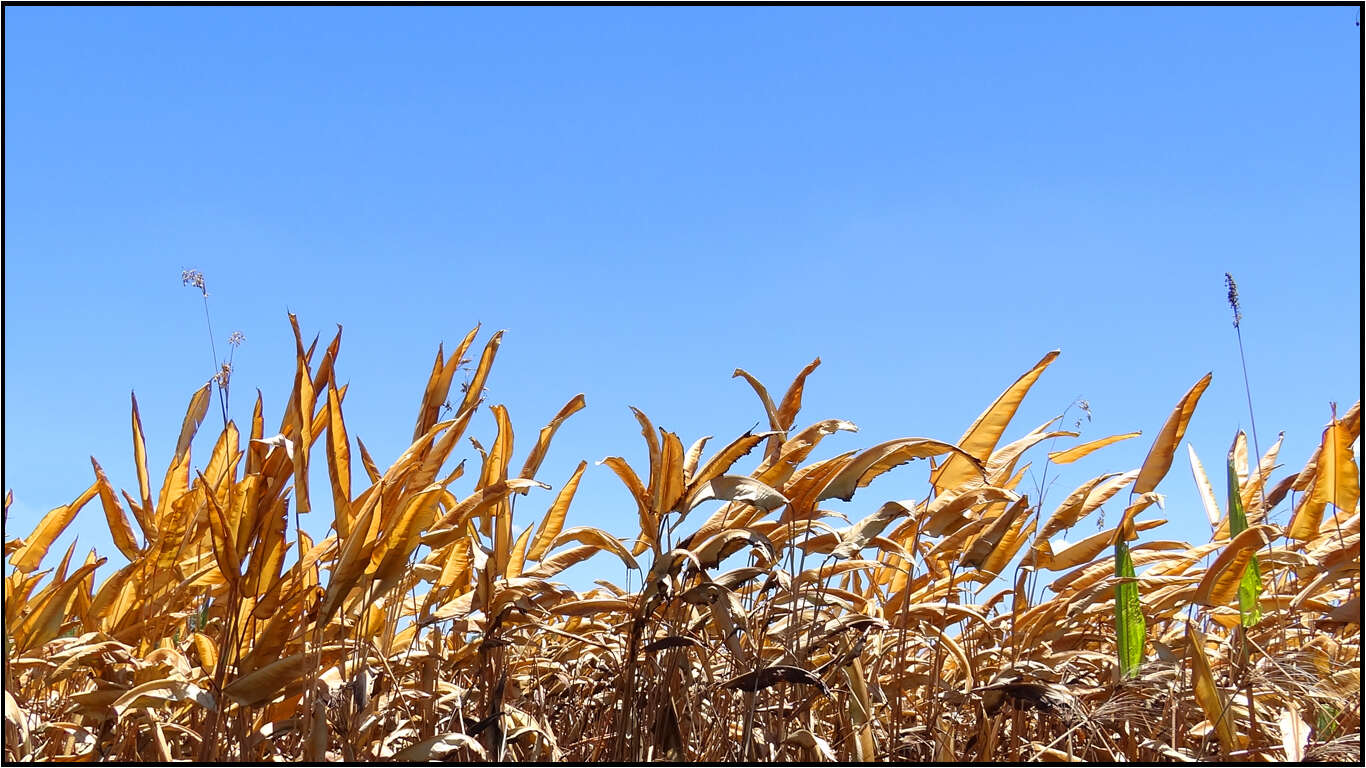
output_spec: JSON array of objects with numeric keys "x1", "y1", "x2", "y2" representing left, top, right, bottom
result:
[
  {"x1": 831, "y1": 502, "x2": 909, "y2": 560},
  {"x1": 691, "y1": 529, "x2": 776, "y2": 570},
  {"x1": 599, "y1": 456, "x2": 654, "y2": 556},
  {"x1": 1288, "y1": 406, "x2": 1362, "y2": 540},
  {"x1": 681, "y1": 475, "x2": 788, "y2": 517},
  {"x1": 1194, "y1": 524, "x2": 1275, "y2": 608},
  {"x1": 820, "y1": 438, "x2": 978, "y2": 503},
  {"x1": 90, "y1": 458, "x2": 141, "y2": 561},
  {"x1": 546, "y1": 526, "x2": 641, "y2": 573},
  {"x1": 111, "y1": 679, "x2": 215, "y2": 718},
  {"x1": 1048, "y1": 431, "x2": 1142, "y2": 465},
  {"x1": 732, "y1": 367, "x2": 785, "y2": 463},
  {"x1": 720, "y1": 665, "x2": 829, "y2": 694},
  {"x1": 392, "y1": 732, "x2": 487, "y2": 762}
]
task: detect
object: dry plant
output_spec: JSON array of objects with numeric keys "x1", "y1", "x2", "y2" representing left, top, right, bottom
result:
[{"x1": 3, "y1": 311, "x2": 1360, "y2": 762}]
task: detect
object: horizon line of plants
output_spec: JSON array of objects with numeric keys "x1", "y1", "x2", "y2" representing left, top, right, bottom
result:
[{"x1": 3, "y1": 293, "x2": 1359, "y2": 762}]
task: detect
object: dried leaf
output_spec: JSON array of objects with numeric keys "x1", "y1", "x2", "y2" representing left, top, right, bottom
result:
[
  {"x1": 10, "y1": 482, "x2": 99, "y2": 573},
  {"x1": 831, "y1": 502, "x2": 908, "y2": 560},
  {"x1": 1185, "y1": 620, "x2": 1244, "y2": 754},
  {"x1": 932, "y1": 350, "x2": 1060, "y2": 494},
  {"x1": 821, "y1": 438, "x2": 978, "y2": 503},
  {"x1": 519, "y1": 393, "x2": 587, "y2": 480},
  {"x1": 1193, "y1": 524, "x2": 1275, "y2": 607},
  {"x1": 682, "y1": 475, "x2": 788, "y2": 517},
  {"x1": 546, "y1": 526, "x2": 641, "y2": 573},
  {"x1": 1134, "y1": 373, "x2": 1212, "y2": 495},
  {"x1": 526, "y1": 461, "x2": 587, "y2": 562},
  {"x1": 1048, "y1": 431, "x2": 1142, "y2": 465},
  {"x1": 111, "y1": 679, "x2": 215, "y2": 718},
  {"x1": 720, "y1": 665, "x2": 828, "y2": 694},
  {"x1": 392, "y1": 732, "x2": 487, "y2": 761}
]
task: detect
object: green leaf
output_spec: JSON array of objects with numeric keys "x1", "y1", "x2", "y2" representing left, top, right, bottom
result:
[
  {"x1": 1114, "y1": 538, "x2": 1145, "y2": 678},
  {"x1": 1227, "y1": 455, "x2": 1263, "y2": 627}
]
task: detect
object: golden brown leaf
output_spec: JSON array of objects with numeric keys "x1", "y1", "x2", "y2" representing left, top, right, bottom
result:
[
  {"x1": 526, "y1": 461, "x2": 586, "y2": 562},
  {"x1": 776, "y1": 357, "x2": 822, "y2": 432},
  {"x1": 1194, "y1": 524, "x2": 1275, "y2": 607},
  {"x1": 652, "y1": 430, "x2": 686, "y2": 515},
  {"x1": 519, "y1": 393, "x2": 587, "y2": 481},
  {"x1": 155, "y1": 382, "x2": 212, "y2": 520},
  {"x1": 820, "y1": 438, "x2": 978, "y2": 503},
  {"x1": 1288, "y1": 409, "x2": 1361, "y2": 540},
  {"x1": 1185, "y1": 620, "x2": 1244, "y2": 755},
  {"x1": 1036, "y1": 471, "x2": 1137, "y2": 545},
  {"x1": 546, "y1": 526, "x2": 641, "y2": 573},
  {"x1": 1134, "y1": 373, "x2": 1212, "y2": 495},
  {"x1": 456, "y1": 330, "x2": 503, "y2": 416},
  {"x1": 721, "y1": 665, "x2": 828, "y2": 694},
  {"x1": 1048, "y1": 431, "x2": 1142, "y2": 465},
  {"x1": 14, "y1": 559, "x2": 106, "y2": 652},
  {"x1": 129, "y1": 392, "x2": 156, "y2": 539},
  {"x1": 731, "y1": 367, "x2": 785, "y2": 463},
  {"x1": 10, "y1": 481, "x2": 98, "y2": 573},
  {"x1": 222, "y1": 646, "x2": 347, "y2": 707},
  {"x1": 932, "y1": 350, "x2": 1060, "y2": 494},
  {"x1": 599, "y1": 455, "x2": 654, "y2": 555},
  {"x1": 89, "y1": 458, "x2": 141, "y2": 562},
  {"x1": 324, "y1": 379, "x2": 353, "y2": 539}
]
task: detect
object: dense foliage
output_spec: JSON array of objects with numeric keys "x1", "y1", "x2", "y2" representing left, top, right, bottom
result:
[{"x1": 4, "y1": 317, "x2": 1359, "y2": 762}]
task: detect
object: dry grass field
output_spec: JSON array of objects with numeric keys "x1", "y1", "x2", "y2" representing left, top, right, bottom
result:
[{"x1": 4, "y1": 316, "x2": 1360, "y2": 762}]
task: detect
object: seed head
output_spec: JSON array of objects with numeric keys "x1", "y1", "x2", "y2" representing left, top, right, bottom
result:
[
  {"x1": 227, "y1": 331, "x2": 246, "y2": 348},
  {"x1": 1224, "y1": 272, "x2": 1242, "y2": 328},
  {"x1": 181, "y1": 269, "x2": 208, "y2": 296}
]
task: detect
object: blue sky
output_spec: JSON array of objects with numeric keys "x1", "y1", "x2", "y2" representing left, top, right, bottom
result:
[{"x1": 4, "y1": 6, "x2": 1360, "y2": 591}]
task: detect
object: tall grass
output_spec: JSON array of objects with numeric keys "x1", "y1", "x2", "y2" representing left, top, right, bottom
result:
[{"x1": 3, "y1": 308, "x2": 1359, "y2": 762}]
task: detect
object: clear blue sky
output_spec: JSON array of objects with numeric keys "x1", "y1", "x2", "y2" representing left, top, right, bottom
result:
[{"x1": 4, "y1": 6, "x2": 1360, "y2": 592}]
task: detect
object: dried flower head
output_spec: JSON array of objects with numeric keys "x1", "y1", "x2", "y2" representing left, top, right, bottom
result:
[
  {"x1": 181, "y1": 269, "x2": 207, "y2": 296},
  {"x1": 1224, "y1": 272, "x2": 1241, "y2": 328},
  {"x1": 227, "y1": 331, "x2": 246, "y2": 348},
  {"x1": 1072, "y1": 398, "x2": 1092, "y2": 430},
  {"x1": 213, "y1": 362, "x2": 232, "y2": 390}
]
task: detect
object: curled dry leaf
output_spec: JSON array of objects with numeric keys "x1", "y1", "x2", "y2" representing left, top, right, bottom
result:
[
  {"x1": 720, "y1": 665, "x2": 829, "y2": 695},
  {"x1": 831, "y1": 502, "x2": 909, "y2": 560},
  {"x1": 1193, "y1": 524, "x2": 1276, "y2": 607},
  {"x1": 391, "y1": 731, "x2": 487, "y2": 761},
  {"x1": 691, "y1": 529, "x2": 776, "y2": 569}
]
